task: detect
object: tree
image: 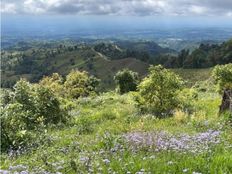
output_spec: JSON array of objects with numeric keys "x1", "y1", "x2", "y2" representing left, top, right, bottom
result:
[
  {"x1": 212, "y1": 64, "x2": 232, "y2": 113},
  {"x1": 1, "y1": 79, "x2": 68, "y2": 151},
  {"x1": 136, "y1": 65, "x2": 184, "y2": 117},
  {"x1": 64, "y1": 70, "x2": 99, "y2": 98},
  {"x1": 177, "y1": 49, "x2": 189, "y2": 67},
  {"x1": 39, "y1": 73, "x2": 64, "y2": 96},
  {"x1": 114, "y1": 69, "x2": 139, "y2": 94}
]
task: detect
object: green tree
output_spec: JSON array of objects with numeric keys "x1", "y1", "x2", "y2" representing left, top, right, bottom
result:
[
  {"x1": 136, "y1": 65, "x2": 184, "y2": 117},
  {"x1": 212, "y1": 64, "x2": 232, "y2": 113},
  {"x1": 1, "y1": 79, "x2": 69, "y2": 151},
  {"x1": 114, "y1": 69, "x2": 139, "y2": 94},
  {"x1": 212, "y1": 64, "x2": 232, "y2": 91},
  {"x1": 64, "y1": 70, "x2": 99, "y2": 98},
  {"x1": 39, "y1": 73, "x2": 64, "y2": 96}
]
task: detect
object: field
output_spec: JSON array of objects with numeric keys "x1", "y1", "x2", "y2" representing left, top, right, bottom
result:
[{"x1": 1, "y1": 68, "x2": 232, "y2": 174}]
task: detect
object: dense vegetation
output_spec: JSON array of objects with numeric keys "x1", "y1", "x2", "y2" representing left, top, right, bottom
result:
[
  {"x1": 1, "y1": 63, "x2": 232, "y2": 173},
  {"x1": 160, "y1": 40, "x2": 232, "y2": 68},
  {"x1": 1, "y1": 39, "x2": 231, "y2": 89}
]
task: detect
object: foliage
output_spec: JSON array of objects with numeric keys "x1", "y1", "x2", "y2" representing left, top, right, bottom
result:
[
  {"x1": 64, "y1": 70, "x2": 99, "y2": 99},
  {"x1": 136, "y1": 65, "x2": 184, "y2": 117},
  {"x1": 40, "y1": 71, "x2": 100, "y2": 99},
  {"x1": 212, "y1": 63, "x2": 232, "y2": 91},
  {"x1": 156, "y1": 40, "x2": 232, "y2": 69},
  {"x1": 178, "y1": 88, "x2": 198, "y2": 114},
  {"x1": 1, "y1": 90, "x2": 231, "y2": 174},
  {"x1": 76, "y1": 116, "x2": 94, "y2": 134},
  {"x1": 39, "y1": 73, "x2": 64, "y2": 96},
  {"x1": 0, "y1": 79, "x2": 68, "y2": 151},
  {"x1": 0, "y1": 89, "x2": 12, "y2": 107},
  {"x1": 114, "y1": 69, "x2": 139, "y2": 94}
]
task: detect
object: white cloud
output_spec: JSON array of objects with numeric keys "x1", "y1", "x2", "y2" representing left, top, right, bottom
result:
[
  {"x1": 227, "y1": 12, "x2": 232, "y2": 17},
  {"x1": 1, "y1": 3, "x2": 17, "y2": 14},
  {"x1": 1, "y1": 0, "x2": 232, "y2": 17},
  {"x1": 190, "y1": 5, "x2": 207, "y2": 15}
]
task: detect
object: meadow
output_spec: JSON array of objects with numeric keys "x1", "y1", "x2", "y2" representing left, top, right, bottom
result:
[{"x1": 1, "y1": 67, "x2": 232, "y2": 174}]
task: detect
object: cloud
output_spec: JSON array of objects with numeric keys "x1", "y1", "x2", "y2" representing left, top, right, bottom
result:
[
  {"x1": 1, "y1": 0, "x2": 232, "y2": 16},
  {"x1": 1, "y1": 3, "x2": 17, "y2": 14}
]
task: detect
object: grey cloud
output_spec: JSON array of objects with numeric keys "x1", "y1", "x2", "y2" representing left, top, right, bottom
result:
[{"x1": 1, "y1": 0, "x2": 232, "y2": 16}]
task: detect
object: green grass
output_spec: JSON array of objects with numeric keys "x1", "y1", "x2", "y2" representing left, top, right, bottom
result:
[
  {"x1": 1, "y1": 90, "x2": 232, "y2": 173},
  {"x1": 172, "y1": 68, "x2": 212, "y2": 87}
]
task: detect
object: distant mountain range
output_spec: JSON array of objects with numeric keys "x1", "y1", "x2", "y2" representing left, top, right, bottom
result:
[{"x1": 1, "y1": 39, "x2": 232, "y2": 90}]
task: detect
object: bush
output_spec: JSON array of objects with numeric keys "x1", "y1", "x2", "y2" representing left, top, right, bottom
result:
[
  {"x1": 39, "y1": 73, "x2": 64, "y2": 96},
  {"x1": 212, "y1": 63, "x2": 232, "y2": 92},
  {"x1": 114, "y1": 69, "x2": 139, "y2": 94},
  {"x1": 64, "y1": 70, "x2": 100, "y2": 99},
  {"x1": 1, "y1": 79, "x2": 68, "y2": 151},
  {"x1": 178, "y1": 88, "x2": 198, "y2": 114},
  {"x1": 34, "y1": 85, "x2": 68, "y2": 124},
  {"x1": 1, "y1": 103, "x2": 39, "y2": 151},
  {"x1": 0, "y1": 89, "x2": 12, "y2": 107},
  {"x1": 136, "y1": 65, "x2": 184, "y2": 117},
  {"x1": 212, "y1": 64, "x2": 232, "y2": 114}
]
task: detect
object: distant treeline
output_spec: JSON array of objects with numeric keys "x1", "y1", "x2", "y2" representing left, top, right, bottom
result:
[
  {"x1": 153, "y1": 40, "x2": 232, "y2": 68},
  {"x1": 93, "y1": 40, "x2": 232, "y2": 68},
  {"x1": 1, "y1": 39, "x2": 231, "y2": 88}
]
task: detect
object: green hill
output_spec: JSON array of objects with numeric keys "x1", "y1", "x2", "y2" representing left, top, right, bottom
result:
[
  {"x1": 1, "y1": 43, "x2": 149, "y2": 90},
  {"x1": 1, "y1": 39, "x2": 231, "y2": 89}
]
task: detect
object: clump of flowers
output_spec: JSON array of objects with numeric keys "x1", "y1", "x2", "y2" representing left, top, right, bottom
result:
[{"x1": 124, "y1": 130, "x2": 221, "y2": 153}]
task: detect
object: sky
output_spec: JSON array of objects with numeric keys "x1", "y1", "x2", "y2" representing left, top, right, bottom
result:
[
  {"x1": 1, "y1": 0, "x2": 232, "y2": 38},
  {"x1": 1, "y1": 0, "x2": 232, "y2": 17}
]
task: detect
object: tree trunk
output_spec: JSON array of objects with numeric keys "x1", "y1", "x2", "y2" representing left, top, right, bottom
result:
[{"x1": 219, "y1": 89, "x2": 232, "y2": 113}]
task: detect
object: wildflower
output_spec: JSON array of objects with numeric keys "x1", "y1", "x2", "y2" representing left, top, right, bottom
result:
[
  {"x1": 0, "y1": 169, "x2": 9, "y2": 174},
  {"x1": 9, "y1": 165, "x2": 27, "y2": 171},
  {"x1": 103, "y1": 159, "x2": 110, "y2": 165},
  {"x1": 79, "y1": 156, "x2": 89, "y2": 163},
  {"x1": 124, "y1": 130, "x2": 221, "y2": 153},
  {"x1": 183, "y1": 168, "x2": 188, "y2": 173}
]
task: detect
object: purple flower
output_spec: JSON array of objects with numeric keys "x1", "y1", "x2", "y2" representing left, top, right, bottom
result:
[{"x1": 124, "y1": 130, "x2": 221, "y2": 153}]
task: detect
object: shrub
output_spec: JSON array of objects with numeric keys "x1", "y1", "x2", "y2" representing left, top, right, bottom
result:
[
  {"x1": 136, "y1": 65, "x2": 184, "y2": 117},
  {"x1": 114, "y1": 69, "x2": 139, "y2": 94},
  {"x1": 64, "y1": 70, "x2": 100, "y2": 99},
  {"x1": 1, "y1": 79, "x2": 68, "y2": 151},
  {"x1": 212, "y1": 64, "x2": 232, "y2": 114},
  {"x1": 34, "y1": 85, "x2": 68, "y2": 124},
  {"x1": 0, "y1": 89, "x2": 12, "y2": 107},
  {"x1": 212, "y1": 63, "x2": 232, "y2": 92},
  {"x1": 1, "y1": 103, "x2": 38, "y2": 151},
  {"x1": 39, "y1": 73, "x2": 64, "y2": 96},
  {"x1": 178, "y1": 88, "x2": 198, "y2": 114}
]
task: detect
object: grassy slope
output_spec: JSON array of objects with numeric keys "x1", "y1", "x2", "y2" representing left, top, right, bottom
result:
[
  {"x1": 172, "y1": 68, "x2": 212, "y2": 86},
  {"x1": 1, "y1": 47, "x2": 150, "y2": 90},
  {"x1": 1, "y1": 88, "x2": 232, "y2": 173}
]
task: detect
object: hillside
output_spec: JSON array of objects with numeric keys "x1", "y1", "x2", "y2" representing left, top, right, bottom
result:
[
  {"x1": 2, "y1": 84, "x2": 232, "y2": 173},
  {"x1": 1, "y1": 40, "x2": 232, "y2": 174},
  {"x1": 160, "y1": 39, "x2": 232, "y2": 68},
  {"x1": 1, "y1": 43, "x2": 149, "y2": 89},
  {"x1": 1, "y1": 39, "x2": 231, "y2": 89}
]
